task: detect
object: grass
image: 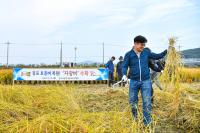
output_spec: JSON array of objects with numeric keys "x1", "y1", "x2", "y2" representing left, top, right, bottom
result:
[
  {"x1": 0, "y1": 84, "x2": 199, "y2": 132},
  {"x1": 0, "y1": 84, "x2": 152, "y2": 133}
]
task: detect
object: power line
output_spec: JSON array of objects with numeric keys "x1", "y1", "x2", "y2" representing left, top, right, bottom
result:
[
  {"x1": 0, "y1": 41, "x2": 198, "y2": 65},
  {"x1": 0, "y1": 42, "x2": 128, "y2": 47},
  {"x1": 0, "y1": 42, "x2": 177, "y2": 49},
  {"x1": 0, "y1": 55, "x2": 113, "y2": 59},
  {"x1": 0, "y1": 41, "x2": 198, "y2": 48}
]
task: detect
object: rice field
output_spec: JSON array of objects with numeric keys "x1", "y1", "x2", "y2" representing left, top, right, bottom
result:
[
  {"x1": 0, "y1": 83, "x2": 199, "y2": 133},
  {"x1": 0, "y1": 38, "x2": 199, "y2": 132}
]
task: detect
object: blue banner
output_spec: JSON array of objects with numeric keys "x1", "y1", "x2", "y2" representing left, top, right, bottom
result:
[{"x1": 13, "y1": 68, "x2": 109, "y2": 81}]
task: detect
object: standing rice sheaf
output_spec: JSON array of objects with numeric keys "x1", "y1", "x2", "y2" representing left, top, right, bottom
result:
[
  {"x1": 160, "y1": 37, "x2": 183, "y2": 86},
  {"x1": 159, "y1": 37, "x2": 200, "y2": 131},
  {"x1": 159, "y1": 37, "x2": 183, "y2": 117}
]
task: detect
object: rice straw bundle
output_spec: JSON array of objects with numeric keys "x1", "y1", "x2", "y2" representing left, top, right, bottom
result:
[
  {"x1": 160, "y1": 37, "x2": 183, "y2": 117},
  {"x1": 160, "y1": 37, "x2": 183, "y2": 86}
]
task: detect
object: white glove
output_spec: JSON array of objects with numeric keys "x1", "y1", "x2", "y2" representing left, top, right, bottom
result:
[{"x1": 122, "y1": 75, "x2": 128, "y2": 82}]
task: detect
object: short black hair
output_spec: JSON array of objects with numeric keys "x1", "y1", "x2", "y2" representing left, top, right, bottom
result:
[
  {"x1": 134, "y1": 35, "x2": 147, "y2": 43},
  {"x1": 111, "y1": 56, "x2": 115, "y2": 60},
  {"x1": 119, "y1": 56, "x2": 123, "y2": 60}
]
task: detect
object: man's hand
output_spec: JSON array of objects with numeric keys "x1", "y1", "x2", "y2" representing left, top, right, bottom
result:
[
  {"x1": 122, "y1": 75, "x2": 128, "y2": 82},
  {"x1": 164, "y1": 49, "x2": 168, "y2": 54}
]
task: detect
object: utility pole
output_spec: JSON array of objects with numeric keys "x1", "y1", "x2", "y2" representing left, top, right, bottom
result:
[
  {"x1": 102, "y1": 42, "x2": 104, "y2": 65},
  {"x1": 178, "y1": 44, "x2": 182, "y2": 52},
  {"x1": 6, "y1": 41, "x2": 10, "y2": 68},
  {"x1": 74, "y1": 46, "x2": 77, "y2": 66},
  {"x1": 60, "y1": 42, "x2": 63, "y2": 67}
]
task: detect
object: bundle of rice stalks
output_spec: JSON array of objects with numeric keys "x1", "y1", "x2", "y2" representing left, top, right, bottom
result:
[
  {"x1": 160, "y1": 37, "x2": 183, "y2": 117},
  {"x1": 159, "y1": 38, "x2": 200, "y2": 131},
  {"x1": 160, "y1": 37, "x2": 183, "y2": 86}
]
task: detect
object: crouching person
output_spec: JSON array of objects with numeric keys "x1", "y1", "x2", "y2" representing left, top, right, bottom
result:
[{"x1": 122, "y1": 35, "x2": 167, "y2": 126}]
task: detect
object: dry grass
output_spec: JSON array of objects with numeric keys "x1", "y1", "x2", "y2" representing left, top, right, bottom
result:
[
  {"x1": 0, "y1": 84, "x2": 158, "y2": 133},
  {"x1": 0, "y1": 84, "x2": 199, "y2": 133}
]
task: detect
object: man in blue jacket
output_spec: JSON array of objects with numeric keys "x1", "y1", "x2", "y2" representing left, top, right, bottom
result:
[
  {"x1": 122, "y1": 35, "x2": 167, "y2": 126},
  {"x1": 105, "y1": 56, "x2": 115, "y2": 87}
]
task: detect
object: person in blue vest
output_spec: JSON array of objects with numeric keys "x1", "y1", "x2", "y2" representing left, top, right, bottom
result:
[
  {"x1": 122, "y1": 35, "x2": 167, "y2": 126},
  {"x1": 105, "y1": 56, "x2": 115, "y2": 87}
]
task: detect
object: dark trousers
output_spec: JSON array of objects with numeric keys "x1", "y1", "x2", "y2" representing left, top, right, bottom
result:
[{"x1": 108, "y1": 72, "x2": 114, "y2": 87}]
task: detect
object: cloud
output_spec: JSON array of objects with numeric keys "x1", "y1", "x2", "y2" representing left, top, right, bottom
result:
[
  {"x1": 133, "y1": 0, "x2": 194, "y2": 26},
  {"x1": 92, "y1": 0, "x2": 195, "y2": 29},
  {"x1": 0, "y1": 0, "x2": 103, "y2": 38},
  {"x1": 93, "y1": 8, "x2": 136, "y2": 28},
  {"x1": 0, "y1": 0, "x2": 199, "y2": 64},
  {"x1": 30, "y1": 0, "x2": 101, "y2": 29},
  {"x1": 0, "y1": 0, "x2": 196, "y2": 36}
]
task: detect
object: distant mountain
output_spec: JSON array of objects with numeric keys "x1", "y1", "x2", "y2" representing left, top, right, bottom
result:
[{"x1": 181, "y1": 48, "x2": 200, "y2": 58}]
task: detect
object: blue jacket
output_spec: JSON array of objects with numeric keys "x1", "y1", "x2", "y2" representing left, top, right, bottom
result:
[
  {"x1": 105, "y1": 60, "x2": 114, "y2": 73},
  {"x1": 122, "y1": 48, "x2": 167, "y2": 81}
]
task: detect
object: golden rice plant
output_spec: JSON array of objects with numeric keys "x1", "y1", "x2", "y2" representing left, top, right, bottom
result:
[
  {"x1": 160, "y1": 37, "x2": 183, "y2": 117},
  {"x1": 159, "y1": 37, "x2": 200, "y2": 128},
  {"x1": 0, "y1": 84, "x2": 157, "y2": 133},
  {"x1": 160, "y1": 37, "x2": 182, "y2": 85},
  {"x1": 180, "y1": 68, "x2": 200, "y2": 82},
  {"x1": 0, "y1": 84, "x2": 199, "y2": 132},
  {"x1": 0, "y1": 69, "x2": 13, "y2": 84}
]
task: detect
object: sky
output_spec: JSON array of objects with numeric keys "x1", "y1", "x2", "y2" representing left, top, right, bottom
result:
[{"x1": 0, "y1": 0, "x2": 199, "y2": 65}]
